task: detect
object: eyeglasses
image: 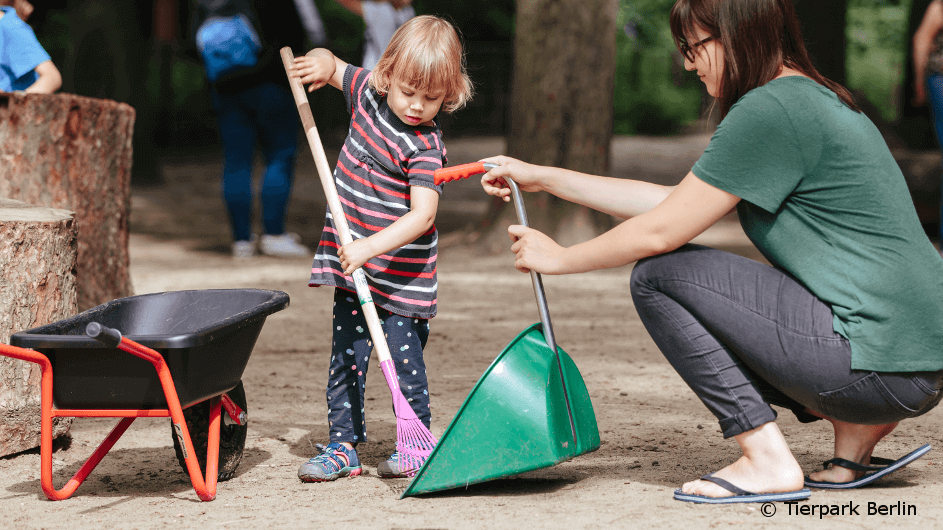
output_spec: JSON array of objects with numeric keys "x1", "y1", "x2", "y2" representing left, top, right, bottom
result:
[{"x1": 680, "y1": 35, "x2": 715, "y2": 62}]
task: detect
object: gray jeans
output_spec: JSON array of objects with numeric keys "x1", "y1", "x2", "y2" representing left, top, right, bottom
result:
[{"x1": 630, "y1": 244, "x2": 943, "y2": 439}]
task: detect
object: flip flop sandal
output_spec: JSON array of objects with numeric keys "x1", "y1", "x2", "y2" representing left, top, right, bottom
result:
[
  {"x1": 804, "y1": 443, "x2": 932, "y2": 489},
  {"x1": 674, "y1": 472, "x2": 812, "y2": 504}
]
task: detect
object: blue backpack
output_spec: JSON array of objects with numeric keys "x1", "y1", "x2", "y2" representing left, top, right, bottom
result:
[{"x1": 196, "y1": 13, "x2": 262, "y2": 83}]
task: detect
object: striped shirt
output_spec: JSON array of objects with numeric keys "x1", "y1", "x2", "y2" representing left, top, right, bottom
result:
[{"x1": 309, "y1": 64, "x2": 446, "y2": 319}]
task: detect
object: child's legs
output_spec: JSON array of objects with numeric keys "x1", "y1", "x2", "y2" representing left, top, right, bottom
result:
[
  {"x1": 212, "y1": 91, "x2": 256, "y2": 242},
  {"x1": 250, "y1": 82, "x2": 300, "y2": 236},
  {"x1": 377, "y1": 306, "x2": 431, "y2": 430},
  {"x1": 326, "y1": 290, "x2": 373, "y2": 444}
]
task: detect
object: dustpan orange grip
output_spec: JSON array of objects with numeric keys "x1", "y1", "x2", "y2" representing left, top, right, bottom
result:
[{"x1": 434, "y1": 162, "x2": 497, "y2": 185}]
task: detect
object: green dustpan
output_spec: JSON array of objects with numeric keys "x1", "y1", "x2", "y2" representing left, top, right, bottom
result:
[{"x1": 402, "y1": 178, "x2": 600, "y2": 498}]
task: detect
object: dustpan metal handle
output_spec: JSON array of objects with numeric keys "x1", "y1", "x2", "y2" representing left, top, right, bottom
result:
[
  {"x1": 507, "y1": 178, "x2": 578, "y2": 445},
  {"x1": 506, "y1": 179, "x2": 556, "y2": 354}
]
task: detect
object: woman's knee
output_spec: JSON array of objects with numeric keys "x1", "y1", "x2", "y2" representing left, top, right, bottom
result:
[
  {"x1": 630, "y1": 251, "x2": 674, "y2": 294},
  {"x1": 630, "y1": 244, "x2": 703, "y2": 297},
  {"x1": 629, "y1": 256, "x2": 655, "y2": 294}
]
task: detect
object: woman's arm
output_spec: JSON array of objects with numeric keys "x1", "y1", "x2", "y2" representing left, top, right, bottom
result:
[
  {"x1": 480, "y1": 155, "x2": 675, "y2": 220},
  {"x1": 913, "y1": 1, "x2": 943, "y2": 105},
  {"x1": 289, "y1": 48, "x2": 347, "y2": 92},
  {"x1": 506, "y1": 171, "x2": 740, "y2": 275},
  {"x1": 337, "y1": 186, "x2": 439, "y2": 275},
  {"x1": 24, "y1": 60, "x2": 61, "y2": 94}
]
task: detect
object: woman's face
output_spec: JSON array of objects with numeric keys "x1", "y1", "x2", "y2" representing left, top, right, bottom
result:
[{"x1": 683, "y1": 27, "x2": 724, "y2": 98}]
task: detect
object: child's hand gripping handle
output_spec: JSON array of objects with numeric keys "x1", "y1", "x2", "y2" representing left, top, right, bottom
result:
[
  {"x1": 280, "y1": 47, "x2": 394, "y2": 365},
  {"x1": 433, "y1": 162, "x2": 497, "y2": 186}
]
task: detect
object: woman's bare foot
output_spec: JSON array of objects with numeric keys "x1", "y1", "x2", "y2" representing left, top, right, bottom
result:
[
  {"x1": 806, "y1": 418, "x2": 898, "y2": 484},
  {"x1": 680, "y1": 422, "x2": 804, "y2": 498}
]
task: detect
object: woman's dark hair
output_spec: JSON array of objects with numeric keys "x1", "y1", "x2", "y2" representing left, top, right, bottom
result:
[{"x1": 669, "y1": 0, "x2": 859, "y2": 118}]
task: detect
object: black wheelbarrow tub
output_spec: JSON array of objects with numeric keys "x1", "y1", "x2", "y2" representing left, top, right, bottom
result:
[{"x1": 10, "y1": 289, "x2": 289, "y2": 410}]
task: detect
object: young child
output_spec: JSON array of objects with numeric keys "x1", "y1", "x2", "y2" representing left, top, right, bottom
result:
[
  {"x1": 288, "y1": 14, "x2": 472, "y2": 481},
  {"x1": 0, "y1": 1, "x2": 61, "y2": 94}
]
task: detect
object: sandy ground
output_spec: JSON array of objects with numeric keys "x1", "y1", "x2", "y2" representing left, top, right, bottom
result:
[{"x1": 2, "y1": 135, "x2": 943, "y2": 529}]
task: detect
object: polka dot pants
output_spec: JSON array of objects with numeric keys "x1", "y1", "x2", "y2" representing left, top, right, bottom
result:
[{"x1": 326, "y1": 288, "x2": 431, "y2": 444}]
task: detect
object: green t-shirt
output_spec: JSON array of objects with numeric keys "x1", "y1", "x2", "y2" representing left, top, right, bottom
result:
[{"x1": 692, "y1": 76, "x2": 943, "y2": 372}]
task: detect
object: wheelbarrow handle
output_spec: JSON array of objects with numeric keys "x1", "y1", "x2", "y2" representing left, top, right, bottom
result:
[
  {"x1": 85, "y1": 322, "x2": 122, "y2": 348},
  {"x1": 83, "y1": 321, "x2": 218, "y2": 500},
  {"x1": 433, "y1": 162, "x2": 497, "y2": 185}
]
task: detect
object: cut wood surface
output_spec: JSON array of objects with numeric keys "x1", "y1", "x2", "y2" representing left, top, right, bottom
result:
[{"x1": 0, "y1": 198, "x2": 77, "y2": 457}]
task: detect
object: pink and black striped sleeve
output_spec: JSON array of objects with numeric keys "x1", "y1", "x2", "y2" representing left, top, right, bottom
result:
[
  {"x1": 342, "y1": 65, "x2": 370, "y2": 116},
  {"x1": 406, "y1": 148, "x2": 445, "y2": 193}
]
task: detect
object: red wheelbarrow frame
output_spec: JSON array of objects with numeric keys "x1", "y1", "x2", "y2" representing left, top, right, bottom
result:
[{"x1": 0, "y1": 336, "x2": 245, "y2": 502}]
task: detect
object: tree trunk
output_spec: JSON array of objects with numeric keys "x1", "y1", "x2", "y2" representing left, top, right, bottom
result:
[
  {"x1": 475, "y1": 0, "x2": 618, "y2": 252},
  {"x1": 0, "y1": 198, "x2": 77, "y2": 457},
  {"x1": 60, "y1": 0, "x2": 163, "y2": 185},
  {"x1": 0, "y1": 91, "x2": 135, "y2": 311},
  {"x1": 793, "y1": 0, "x2": 847, "y2": 87}
]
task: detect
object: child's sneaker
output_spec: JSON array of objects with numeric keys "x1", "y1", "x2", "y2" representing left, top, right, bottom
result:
[
  {"x1": 298, "y1": 443, "x2": 362, "y2": 482},
  {"x1": 377, "y1": 452, "x2": 412, "y2": 478},
  {"x1": 260, "y1": 232, "x2": 310, "y2": 258}
]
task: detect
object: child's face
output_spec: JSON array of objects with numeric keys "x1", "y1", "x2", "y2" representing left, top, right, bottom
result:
[{"x1": 386, "y1": 77, "x2": 445, "y2": 127}]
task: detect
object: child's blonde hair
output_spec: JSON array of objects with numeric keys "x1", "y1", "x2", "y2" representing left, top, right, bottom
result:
[{"x1": 369, "y1": 15, "x2": 473, "y2": 113}]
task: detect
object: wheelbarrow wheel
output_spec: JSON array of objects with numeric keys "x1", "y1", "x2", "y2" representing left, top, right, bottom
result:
[{"x1": 172, "y1": 381, "x2": 248, "y2": 481}]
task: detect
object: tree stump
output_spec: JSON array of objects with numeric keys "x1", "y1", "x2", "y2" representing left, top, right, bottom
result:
[
  {"x1": 0, "y1": 198, "x2": 77, "y2": 457},
  {"x1": 0, "y1": 91, "x2": 135, "y2": 311}
]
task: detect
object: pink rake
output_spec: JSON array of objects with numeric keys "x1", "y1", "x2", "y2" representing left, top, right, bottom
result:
[{"x1": 280, "y1": 48, "x2": 437, "y2": 474}]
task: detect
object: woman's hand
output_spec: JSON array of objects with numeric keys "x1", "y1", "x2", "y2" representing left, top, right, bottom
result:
[
  {"x1": 290, "y1": 49, "x2": 338, "y2": 92},
  {"x1": 508, "y1": 225, "x2": 566, "y2": 274},
  {"x1": 480, "y1": 156, "x2": 546, "y2": 202},
  {"x1": 338, "y1": 239, "x2": 375, "y2": 275}
]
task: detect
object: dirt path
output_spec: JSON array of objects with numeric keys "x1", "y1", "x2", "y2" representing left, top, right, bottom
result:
[{"x1": 2, "y1": 136, "x2": 941, "y2": 529}]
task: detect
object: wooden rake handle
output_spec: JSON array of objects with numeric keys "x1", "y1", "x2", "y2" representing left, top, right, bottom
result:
[{"x1": 279, "y1": 47, "x2": 394, "y2": 365}]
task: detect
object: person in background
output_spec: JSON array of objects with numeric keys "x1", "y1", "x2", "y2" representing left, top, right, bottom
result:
[
  {"x1": 913, "y1": 0, "x2": 943, "y2": 255},
  {"x1": 293, "y1": 0, "x2": 329, "y2": 49},
  {"x1": 0, "y1": 0, "x2": 61, "y2": 94},
  {"x1": 334, "y1": 0, "x2": 414, "y2": 70},
  {"x1": 194, "y1": 0, "x2": 324, "y2": 258}
]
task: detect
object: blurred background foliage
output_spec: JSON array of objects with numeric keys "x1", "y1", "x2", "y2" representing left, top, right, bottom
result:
[
  {"x1": 614, "y1": 0, "x2": 703, "y2": 135},
  {"x1": 29, "y1": 0, "x2": 922, "y2": 141},
  {"x1": 846, "y1": 0, "x2": 913, "y2": 122},
  {"x1": 614, "y1": 0, "x2": 917, "y2": 133}
]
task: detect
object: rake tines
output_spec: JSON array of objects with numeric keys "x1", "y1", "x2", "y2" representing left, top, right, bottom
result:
[
  {"x1": 381, "y1": 359, "x2": 438, "y2": 475},
  {"x1": 396, "y1": 417, "x2": 438, "y2": 476}
]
